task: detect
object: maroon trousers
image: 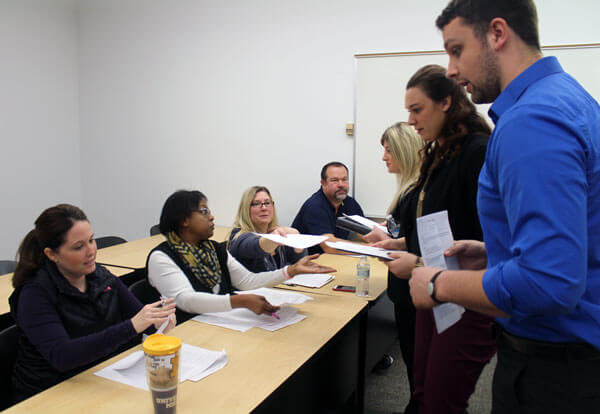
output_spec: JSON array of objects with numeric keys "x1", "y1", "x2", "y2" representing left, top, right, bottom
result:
[{"x1": 413, "y1": 308, "x2": 497, "y2": 414}]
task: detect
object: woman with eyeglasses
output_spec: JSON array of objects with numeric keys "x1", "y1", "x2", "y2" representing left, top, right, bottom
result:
[
  {"x1": 146, "y1": 190, "x2": 335, "y2": 323},
  {"x1": 9, "y1": 204, "x2": 176, "y2": 403},
  {"x1": 228, "y1": 186, "x2": 307, "y2": 273}
]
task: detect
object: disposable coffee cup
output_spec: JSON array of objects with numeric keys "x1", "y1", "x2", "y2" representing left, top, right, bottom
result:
[{"x1": 143, "y1": 334, "x2": 182, "y2": 414}]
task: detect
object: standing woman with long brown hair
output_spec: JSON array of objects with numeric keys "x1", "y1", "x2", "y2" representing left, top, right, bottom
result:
[{"x1": 376, "y1": 65, "x2": 496, "y2": 413}]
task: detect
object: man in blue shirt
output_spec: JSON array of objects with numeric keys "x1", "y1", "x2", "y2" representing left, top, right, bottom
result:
[
  {"x1": 292, "y1": 161, "x2": 364, "y2": 254},
  {"x1": 407, "y1": 1, "x2": 600, "y2": 412}
]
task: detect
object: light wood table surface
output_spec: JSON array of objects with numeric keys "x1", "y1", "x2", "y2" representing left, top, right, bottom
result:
[
  {"x1": 95, "y1": 226, "x2": 232, "y2": 271},
  {"x1": 277, "y1": 254, "x2": 389, "y2": 301},
  {"x1": 0, "y1": 273, "x2": 13, "y2": 315},
  {"x1": 5, "y1": 292, "x2": 367, "y2": 414}
]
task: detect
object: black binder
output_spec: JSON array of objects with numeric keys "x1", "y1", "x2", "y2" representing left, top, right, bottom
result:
[{"x1": 335, "y1": 216, "x2": 371, "y2": 235}]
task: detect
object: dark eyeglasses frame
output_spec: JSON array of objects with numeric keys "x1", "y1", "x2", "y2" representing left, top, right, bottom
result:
[{"x1": 250, "y1": 201, "x2": 274, "y2": 208}]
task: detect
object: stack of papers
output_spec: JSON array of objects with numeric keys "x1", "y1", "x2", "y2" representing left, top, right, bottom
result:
[
  {"x1": 325, "y1": 241, "x2": 398, "y2": 260},
  {"x1": 283, "y1": 273, "x2": 334, "y2": 288},
  {"x1": 192, "y1": 288, "x2": 312, "y2": 332},
  {"x1": 237, "y1": 287, "x2": 314, "y2": 305},
  {"x1": 95, "y1": 344, "x2": 228, "y2": 391},
  {"x1": 255, "y1": 233, "x2": 328, "y2": 249}
]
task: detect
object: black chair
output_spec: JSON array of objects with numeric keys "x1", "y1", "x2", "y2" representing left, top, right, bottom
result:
[
  {"x1": 129, "y1": 279, "x2": 160, "y2": 304},
  {"x1": 0, "y1": 313, "x2": 15, "y2": 332},
  {"x1": 149, "y1": 224, "x2": 160, "y2": 236},
  {"x1": 0, "y1": 260, "x2": 16, "y2": 275},
  {"x1": 95, "y1": 236, "x2": 127, "y2": 249},
  {"x1": 0, "y1": 325, "x2": 19, "y2": 410}
]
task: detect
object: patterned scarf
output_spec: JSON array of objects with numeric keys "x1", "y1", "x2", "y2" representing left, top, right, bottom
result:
[{"x1": 166, "y1": 231, "x2": 221, "y2": 289}]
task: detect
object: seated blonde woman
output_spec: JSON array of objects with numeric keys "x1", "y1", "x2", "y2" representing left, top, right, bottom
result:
[{"x1": 228, "y1": 186, "x2": 307, "y2": 273}]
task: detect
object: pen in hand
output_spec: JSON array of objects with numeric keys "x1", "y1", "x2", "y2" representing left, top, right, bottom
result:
[
  {"x1": 156, "y1": 295, "x2": 170, "y2": 334},
  {"x1": 271, "y1": 312, "x2": 280, "y2": 320}
]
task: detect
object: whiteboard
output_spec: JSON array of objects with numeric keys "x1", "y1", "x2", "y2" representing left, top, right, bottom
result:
[{"x1": 353, "y1": 44, "x2": 600, "y2": 218}]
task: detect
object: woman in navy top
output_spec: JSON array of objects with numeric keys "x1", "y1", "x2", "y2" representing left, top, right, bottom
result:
[
  {"x1": 228, "y1": 186, "x2": 307, "y2": 272},
  {"x1": 9, "y1": 204, "x2": 175, "y2": 403}
]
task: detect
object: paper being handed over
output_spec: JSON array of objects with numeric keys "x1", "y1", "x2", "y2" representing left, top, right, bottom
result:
[{"x1": 416, "y1": 210, "x2": 465, "y2": 334}]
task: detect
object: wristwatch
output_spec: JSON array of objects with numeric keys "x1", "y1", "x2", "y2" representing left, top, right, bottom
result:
[{"x1": 427, "y1": 270, "x2": 445, "y2": 304}]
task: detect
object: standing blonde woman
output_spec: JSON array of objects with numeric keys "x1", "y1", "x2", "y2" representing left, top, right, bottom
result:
[
  {"x1": 363, "y1": 122, "x2": 423, "y2": 413},
  {"x1": 228, "y1": 186, "x2": 307, "y2": 273}
]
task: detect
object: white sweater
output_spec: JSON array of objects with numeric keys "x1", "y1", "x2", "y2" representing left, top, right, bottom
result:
[{"x1": 147, "y1": 250, "x2": 288, "y2": 314}]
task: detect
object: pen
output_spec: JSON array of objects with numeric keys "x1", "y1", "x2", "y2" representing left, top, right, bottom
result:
[
  {"x1": 156, "y1": 296, "x2": 170, "y2": 334},
  {"x1": 271, "y1": 312, "x2": 280, "y2": 320}
]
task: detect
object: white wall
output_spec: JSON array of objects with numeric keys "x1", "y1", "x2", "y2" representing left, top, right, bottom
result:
[
  {"x1": 76, "y1": 0, "x2": 451, "y2": 242},
  {"x1": 2, "y1": 0, "x2": 599, "y2": 258},
  {"x1": 0, "y1": 0, "x2": 80, "y2": 259}
]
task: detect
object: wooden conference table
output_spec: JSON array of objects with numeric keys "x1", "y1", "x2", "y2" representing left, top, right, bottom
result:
[
  {"x1": 5, "y1": 292, "x2": 367, "y2": 413},
  {"x1": 4, "y1": 229, "x2": 399, "y2": 412},
  {"x1": 93, "y1": 232, "x2": 397, "y2": 411}
]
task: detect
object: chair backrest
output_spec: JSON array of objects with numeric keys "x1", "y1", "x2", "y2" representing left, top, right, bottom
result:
[
  {"x1": 0, "y1": 260, "x2": 16, "y2": 275},
  {"x1": 129, "y1": 279, "x2": 160, "y2": 304},
  {"x1": 0, "y1": 325, "x2": 19, "y2": 410},
  {"x1": 95, "y1": 236, "x2": 127, "y2": 249},
  {"x1": 149, "y1": 224, "x2": 161, "y2": 236}
]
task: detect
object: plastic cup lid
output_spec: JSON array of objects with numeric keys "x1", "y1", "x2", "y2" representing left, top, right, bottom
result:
[{"x1": 143, "y1": 334, "x2": 182, "y2": 355}]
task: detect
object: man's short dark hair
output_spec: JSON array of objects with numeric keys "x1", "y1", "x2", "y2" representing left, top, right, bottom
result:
[
  {"x1": 436, "y1": 0, "x2": 541, "y2": 51},
  {"x1": 159, "y1": 190, "x2": 207, "y2": 235},
  {"x1": 320, "y1": 161, "x2": 349, "y2": 181}
]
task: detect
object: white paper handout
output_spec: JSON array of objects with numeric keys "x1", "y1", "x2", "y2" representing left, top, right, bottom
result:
[
  {"x1": 237, "y1": 287, "x2": 314, "y2": 305},
  {"x1": 416, "y1": 210, "x2": 465, "y2": 334},
  {"x1": 94, "y1": 344, "x2": 228, "y2": 391},
  {"x1": 255, "y1": 233, "x2": 329, "y2": 249},
  {"x1": 283, "y1": 273, "x2": 334, "y2": 288},
  {"x1": 193, "y1": 305, "x2": 305, "y2": 332},
  {"x1": 325, "y1": 240, "x2": 398, "y2": 260},
  {"x1": 344, "y1": 214, "x2": 390, "y2": 235}
]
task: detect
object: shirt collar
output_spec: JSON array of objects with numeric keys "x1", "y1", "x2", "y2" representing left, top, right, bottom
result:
[{"x1": 488, "y1": 56, "x2": 564, "y2": 124}]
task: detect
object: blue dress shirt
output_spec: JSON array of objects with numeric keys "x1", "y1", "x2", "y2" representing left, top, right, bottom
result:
[{"x1": 479, "y1": 57, "x2": 600, "y2": 348}]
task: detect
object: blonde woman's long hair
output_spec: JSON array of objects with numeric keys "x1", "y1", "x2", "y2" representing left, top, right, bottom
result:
[
  {"x1": 381, "y1": 122, "x2": 423, "y2": 214},
  {"x1": 228, "y1": 186, "x2": 279, "y2": 243}
]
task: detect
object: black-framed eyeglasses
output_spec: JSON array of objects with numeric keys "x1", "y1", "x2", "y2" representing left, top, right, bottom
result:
[
  {"x1": 193, "y1": 207, "x2": 212, "y2": 216},
  {"x1": 250, "y1": 201, "x2": 274, "y2": 208}
]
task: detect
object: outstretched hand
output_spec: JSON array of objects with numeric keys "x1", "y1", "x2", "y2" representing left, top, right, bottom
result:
[
  {"x1": 372, "y1": 237, "x2": 406, "y2": 251},
  {"x1": 360, "y1": 226, "x2": 390, "y2": 244},
  {"x1": 385, "y1": 251, "x2": 419, "y2": 279},
  {"x1": 288, "y1": 254, "x2": 336, "y2": 277}
]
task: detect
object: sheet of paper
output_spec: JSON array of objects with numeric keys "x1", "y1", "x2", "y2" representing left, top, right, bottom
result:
[
  {"x1": 94, "y1": 344, "x2": 228, "y2": 390},
  {"x1": 416, "y1": 210, "x2": 465, "y2": 333},
  {"x1": 192, "y1": 305, "x2": 305, "y2": 332},
  {"x1": 325, "y1": 240, "x2": 397, "y2": 260},
  {"x1": 345, "y1": 214, "x2": 390, "y2": 235},
  {"x1": 283, "y1": 273, "x2": 334, "y2": 288},
  {"x1": 236, "y1": 287, "x2": 314, "y2": 305},
  {"x1": 255, "y1": 233, "x2": 329, "y2": 249}
]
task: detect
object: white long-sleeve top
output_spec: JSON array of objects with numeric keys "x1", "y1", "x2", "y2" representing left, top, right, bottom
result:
[{"x1": 147, "y1": 250, "x2": 288, "y2": 314}]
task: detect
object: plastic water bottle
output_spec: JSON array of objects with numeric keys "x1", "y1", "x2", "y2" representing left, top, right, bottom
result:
[{"x1": 356, "y1": 256, "x2": 370, "y2": 297}]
